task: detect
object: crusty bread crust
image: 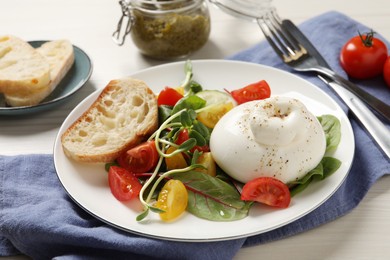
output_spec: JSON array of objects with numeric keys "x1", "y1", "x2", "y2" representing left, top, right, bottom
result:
[
  {"x1": 61, "y1": 78, "x2": 158, "y2": 163},
  {"x1": 4, "y1": 39, "x2": 75, "y2": 107},
  {"x1": 0, "y1": 35, "x2": 51, "y2": 94}
]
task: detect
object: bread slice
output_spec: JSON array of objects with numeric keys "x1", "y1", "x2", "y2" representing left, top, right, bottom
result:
[
  {"x1": 4, "y1": 39, "x2": 75, "y2": 107},
  {"x1": 0, "y1": 35, "x2": 50, "y2": 95},
  {"x1": 61, "y1": 78, "x2": 158, "y2": 163}
]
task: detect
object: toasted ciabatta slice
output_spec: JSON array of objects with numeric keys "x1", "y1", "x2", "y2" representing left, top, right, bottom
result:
[
  {"x1": 0, "y1": 35, "x2": 50, "y2": 95},
  {"x1": 61, "y1": 78, "x2": 158, "y2": 163},
  {"x1": 4, "y1": 39, "x2": 75, "y2": 107}
]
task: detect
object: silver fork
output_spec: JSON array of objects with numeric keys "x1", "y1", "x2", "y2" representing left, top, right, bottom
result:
[
  {"x1": 257, "y1": 11, "x2": 390, "y2": 159},
  {"x1": 257, "y1": 10, "x2": 390, "y2": 123}
]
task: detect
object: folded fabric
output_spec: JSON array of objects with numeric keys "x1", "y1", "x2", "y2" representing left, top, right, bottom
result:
[{"x1": 1, "y1": 11, "x2": 389, "y2": 260}]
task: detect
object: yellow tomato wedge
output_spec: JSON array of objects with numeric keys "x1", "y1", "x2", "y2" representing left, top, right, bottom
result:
[
  {"x1": 175, "y1": 86, "x2": 185, "y2": 95},
  {"x1": 165, "y1": 146, "x2": 188, "y2": 170},
  {"x1": 155, "y1": 179, "x2": 188, "y2": 221},
  {"x1": 195, "y1": 152, "x2": 216, "y2": 177},
  {"x1": 197, "y1": 102, "x2": 234, "y2": 128}
]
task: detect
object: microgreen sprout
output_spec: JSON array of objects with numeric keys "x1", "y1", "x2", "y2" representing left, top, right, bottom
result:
[
  {"x1": 137, "y1": 101, "x2": 211, "y2": 221},
  {"x1": 179, "y1": 60, "x2": 202, "y2": 96}
]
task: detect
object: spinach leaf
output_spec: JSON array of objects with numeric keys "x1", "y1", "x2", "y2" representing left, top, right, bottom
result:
[
  {"x1": 318, "y1": 115, "x2": 341, "y2": 153},
  {"x1": 289, "y1": 115, "x2": 342, "y2": 196},
  {"x1": 321, "y1": 156, "x2": 342, "y2": 179},
  {"x1": 289, "y1": 178, "x2": 312, "y2": 197},
  {"x1": 291, "y1": 162, "x2": 324, "y2": 185},
  {"x1": 172, "y1": 171, "x2": 252, "y2": 221},
  {"x1": 289, "y1": 157, "x2": 341, "y2": 196}
]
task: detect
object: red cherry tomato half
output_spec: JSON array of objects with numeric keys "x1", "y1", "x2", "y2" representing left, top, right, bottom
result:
[
  {"x1": 108, "y1": 166, "x2": 142, "y2": 201},
  {"x1": 157, "y1": 87, "x2": 184, "y2": 106},
  {"x1": 176, "y1": 128, "x2": 210, "y2": 153},
  {"x1": 117, "y1": 140, "x2": 159, "y2": 173},
  {"x1": 383, "y1": 56, "x2": 390, "y2": 88},
  {"x1": 176, "y1": 128, "x2": 190, "y2": 146},
  {"x1": 229, "y1": 80, "x2": 271, "y2": 105},
  {"x1": 241, "y1": 177, "x2": 291, "y2": 208},
  {"x1": 340, "y1": 31, "x2": 388, "y2": 79}
]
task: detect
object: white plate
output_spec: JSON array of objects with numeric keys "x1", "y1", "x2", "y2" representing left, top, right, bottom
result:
[{"x1": 53, "y1": 60, "x2": 354, "y2": 242}]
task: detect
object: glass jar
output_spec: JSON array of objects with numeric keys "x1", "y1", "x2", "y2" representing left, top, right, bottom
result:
[
  {"x1": 209, "y1": 0, "x2": 273, "y2": 20},
  {"x1": 113, "y1": 0, "x2": 211, "y2": 59}
]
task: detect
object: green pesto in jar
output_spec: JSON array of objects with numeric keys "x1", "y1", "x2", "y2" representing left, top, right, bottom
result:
[{"x1": 131, "y1": 9, "x2": 210, "y2": 59}]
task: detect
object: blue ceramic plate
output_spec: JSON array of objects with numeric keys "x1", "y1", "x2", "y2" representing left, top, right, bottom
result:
[{"x1": 0, "y1": 41, "x2": 92, "y2": 115}]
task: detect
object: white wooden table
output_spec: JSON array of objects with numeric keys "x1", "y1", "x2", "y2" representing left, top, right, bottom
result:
[{"x1": 1, "y1": 0, "x2": 389, "y2": 259}]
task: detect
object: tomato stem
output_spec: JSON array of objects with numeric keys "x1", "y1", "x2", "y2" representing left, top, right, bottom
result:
[{"x1": 358, "y1": 30, "x2": 376, "y2": 47}]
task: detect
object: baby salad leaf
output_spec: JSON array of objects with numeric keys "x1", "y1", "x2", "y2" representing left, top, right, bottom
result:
[
  {"x1": 189, "y1": 129, "x2": 206, "y2": 146},
  {"x1": 289, "y1": 162, "x2": 323, "y2": 197},
  {"x1": 136, "y1": 208, "x2": 150, "y2": 221},
  {"x1": 321, "y1": 157, "x2": 342, "y2": 179},
  {"x1": 318, "y1": 115, "x2": 341, "y2": 153},
  {"x1": 289, "y1": 115, "x2": 342, "y2": 196},
  {"x1": 178, "y1": 138, "x2": 197, "y2": 152},
  {"x1": 187, "y1": 80, "x2": 203, "y2": 94},
  {"x1": 171, "y1": 95, "x2": 206, "y2": 116},
  {"x1": 289, "y1": 157, "x2": 341, "y2": 197},
  {"x1": 180, "y1": 60, "x2": 203, "y2": 95},
  {"x1": 192, "y1": 120, "x2": 210, "y2": 139},
  {"x1": 190, "y1": 150, "x2": 202, "y2": 165},
  {"x1": 180, "y1": 110, "x2": 193, "y2": 128},
  {"x1": 291, "y1": 163, "x2": 324, "y2": 185},
  {"x1": 172, "y1": 171, "x2": 252, "y2": 221},
  {"x1": 158, "y1": 105, "x2": 173, "y2": 126}
]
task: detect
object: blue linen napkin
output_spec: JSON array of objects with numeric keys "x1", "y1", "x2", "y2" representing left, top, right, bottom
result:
[{"x1": 1, "y1": 11, "x2": 389, "y2": 260}]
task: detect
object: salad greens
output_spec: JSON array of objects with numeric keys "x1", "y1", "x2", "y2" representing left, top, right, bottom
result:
[
  {"x1": 136, "y1": 63, "x2": 217, "y2": 221},
  {"x1": 172, "y1": 171, "x2": 252, "y2": 221},
  {"x1": 289, "y1": 115, "x2": 342, "y2": 196},
  {"x1": 318, "y1": 115, "x2": 342, "y2": 153},
  {"x1": 109, "y1": 61, "x2": 343, "y2": 222}
]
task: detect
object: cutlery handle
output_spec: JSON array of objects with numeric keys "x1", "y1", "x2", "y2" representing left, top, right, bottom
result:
[
  {"x1": 321, "y1": 77, "x2": 390, "y2": 159},
  {"x1": 318, "y1": 67, "x2": 390, "y2": 122}
]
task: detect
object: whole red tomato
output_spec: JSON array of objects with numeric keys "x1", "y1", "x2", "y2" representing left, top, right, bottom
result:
[
  {"x1": 340, "y1": 31, "x2": 388, "y2": 79},
  {"x1": 384, "y1": 56, "x2": 390, "y2": 88}
]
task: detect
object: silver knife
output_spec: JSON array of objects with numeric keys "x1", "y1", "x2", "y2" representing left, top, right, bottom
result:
[{"x1": 318, "y1": 76, "x2": 390, "y2": 159}]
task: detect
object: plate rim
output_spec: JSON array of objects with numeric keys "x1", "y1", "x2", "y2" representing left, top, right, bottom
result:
[
  {"x1": 53, "y1": 59, "x2": 355, "y2": 242},
  {"x1": 0, "y1": 40, "x2": 93, "y2": 114}
]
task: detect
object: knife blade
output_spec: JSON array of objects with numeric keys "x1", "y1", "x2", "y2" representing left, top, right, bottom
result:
[{"x1": 318, "y1": 75, "x2": 390, "y2": 159}]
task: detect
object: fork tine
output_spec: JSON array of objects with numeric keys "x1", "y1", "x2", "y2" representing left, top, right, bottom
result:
[
  {"x1": 269, "y1": 11, "x2": 303, "y2": 53},
  {"x1": 258, "y1": 11, "x2": 306, "y2": 63},
  {"x1": 257, "y1": 16, "x2": 289, "y2": 61}
]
